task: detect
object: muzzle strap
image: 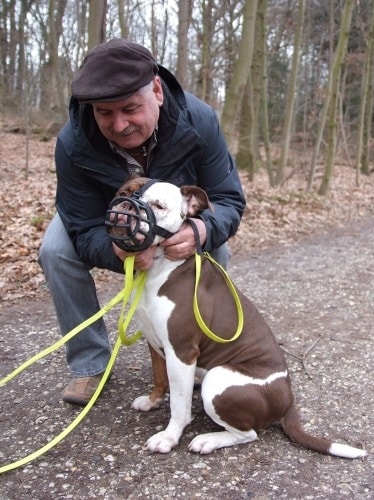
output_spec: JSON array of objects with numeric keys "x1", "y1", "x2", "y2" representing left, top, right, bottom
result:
[
  {"x1": 130, "y1": 178, "x2": 159, "y2": 200},
  {"x1": 187, "y1": 218, "x2": 203, "y2": 255},
  {"x1": 152, "y1": 225, "x2": 174, "y2": 240}
]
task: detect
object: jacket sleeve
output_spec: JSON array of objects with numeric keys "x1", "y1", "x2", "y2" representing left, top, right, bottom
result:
[
  {"x1": 55, "y1": 124, "x2": 124, "y2": 273},
  {"x1": 187, "y1": 100, "x2": 246, "y2": 251}
]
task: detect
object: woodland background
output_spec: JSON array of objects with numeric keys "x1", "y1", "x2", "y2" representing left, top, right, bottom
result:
[
  {"x1": 0, "y1": 0, "x2": 374, "y2": 301},
  {"x1": 1, "y1": 0, "x2": 374, "y2": 190}
]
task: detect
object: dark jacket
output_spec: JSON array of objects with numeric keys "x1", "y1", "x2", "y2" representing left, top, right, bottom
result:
[{"x1": 55, "y1": 66, "x2": 246, "y2": 273}]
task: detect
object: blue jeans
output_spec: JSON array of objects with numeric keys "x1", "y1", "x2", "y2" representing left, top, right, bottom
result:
[{"x1": 38, "y1": 213, "x2": 230, "y2": 377}]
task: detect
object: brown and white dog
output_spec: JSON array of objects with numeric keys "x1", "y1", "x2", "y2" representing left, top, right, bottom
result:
[{"x1": 108, "y1": 177, "x2": 367, "y2": 458}]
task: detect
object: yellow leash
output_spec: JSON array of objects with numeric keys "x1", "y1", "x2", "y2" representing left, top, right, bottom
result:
[
  {"x1": 194, "y1": 253, "x2": 244, "y2": 343},
  {"x1": 0, "y1": 252, "x2": 243, "y2": 473},
  {"x1": 0, "y1": 256, "x2": 144, "y2": 474}
]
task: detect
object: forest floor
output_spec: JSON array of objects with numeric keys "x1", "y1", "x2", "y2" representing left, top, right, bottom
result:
[{"x1": 0, "y1": 121, "x2": 373, "y2": 499}]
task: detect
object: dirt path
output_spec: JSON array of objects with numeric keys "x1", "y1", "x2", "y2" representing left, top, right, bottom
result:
[{"x1": 0, "y1": 218, "x2": 373, "y2": 499}]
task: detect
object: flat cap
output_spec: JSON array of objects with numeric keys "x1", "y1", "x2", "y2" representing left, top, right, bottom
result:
[{"x1": 71, "y1": 39, "x2": 158, "y2": 103}]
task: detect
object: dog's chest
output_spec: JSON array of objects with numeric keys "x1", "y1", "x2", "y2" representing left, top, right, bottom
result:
[{"x1": 134, "y1": 259, "x2": 181, "y2": 353}]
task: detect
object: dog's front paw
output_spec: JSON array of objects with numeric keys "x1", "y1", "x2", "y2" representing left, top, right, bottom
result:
[
  {"x1": 131, "y1": 395, "x2": 163, "y2": 412},
  {"x1": 146, "y1": 431, "x2": 179, "y2": 453}
]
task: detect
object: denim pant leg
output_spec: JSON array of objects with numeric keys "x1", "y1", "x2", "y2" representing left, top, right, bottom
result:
[
  {"x1": 209, "y1": 242, "x2": 230, "y2": 270},
  {"x1": 38, "y1": 213, "x2": 111, "y2": 377}
]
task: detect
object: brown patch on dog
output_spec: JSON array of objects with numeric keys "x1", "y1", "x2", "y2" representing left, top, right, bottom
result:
[
  {"x1": 147, "y1": 344, "x2": 169, "y2": 404},
  {"x1": 116, "y1": 176, "x2": 151, "y2": 197}
]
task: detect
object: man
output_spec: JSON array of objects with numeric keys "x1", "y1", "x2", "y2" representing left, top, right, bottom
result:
[{"x1": 39, "y1": 39, "x2": 246, "y2": 405}]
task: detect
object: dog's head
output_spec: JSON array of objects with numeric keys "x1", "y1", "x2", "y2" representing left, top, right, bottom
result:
[{"x1": 106, "y1": 177, "x2": 212, "y2": 252}]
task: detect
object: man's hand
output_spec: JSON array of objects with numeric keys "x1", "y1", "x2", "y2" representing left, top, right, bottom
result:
[
  {"x1": 112, "y1": 244, "x2": 157, "y2": 271},
  {"x1": 159, "y1": 218, "x2": 206, "y2": 261},
  {"x1": 112, "y1": 218, "x2": 207, "y2": 267}
]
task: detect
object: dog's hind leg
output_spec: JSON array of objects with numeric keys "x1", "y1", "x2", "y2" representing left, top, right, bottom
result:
[
  {"x1": 189, "y1": 365, "x2": 290, "y2": 454},
  {"x1": 189, "y1": 428, "x2": 258, "y2": 454},
  {"x1": 132, "y1": 344, "x2": 168, "y2": 411},
  {"x1": 188, "y1": 366, "x2": 259, "y2": 454}
]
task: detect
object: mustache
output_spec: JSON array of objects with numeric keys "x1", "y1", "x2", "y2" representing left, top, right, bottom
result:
[{"x1": 111, "y1": 126, "x2": 139, "y2": 136}]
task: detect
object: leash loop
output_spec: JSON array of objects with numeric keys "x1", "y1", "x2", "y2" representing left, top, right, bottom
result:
[{"x1": 193, "y1": 253, "x2": 244, "y2": 343}]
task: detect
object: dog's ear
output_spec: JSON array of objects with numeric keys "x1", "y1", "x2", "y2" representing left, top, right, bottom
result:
[
  {"x1": 180, "y1": 186, "x2": 214, "y2": 216},
  {"x1": 116, "y1": 175, "x2": 151, "y2": 197}
]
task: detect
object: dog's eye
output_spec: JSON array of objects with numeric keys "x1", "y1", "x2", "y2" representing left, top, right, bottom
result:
[{"x1": 152, "y1": 202, "x2": 165, "y2": 210}]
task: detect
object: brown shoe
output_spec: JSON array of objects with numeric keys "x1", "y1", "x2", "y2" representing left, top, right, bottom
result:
[{"x1": 62, "y1": 374, "x2": 104, "y2": 406}]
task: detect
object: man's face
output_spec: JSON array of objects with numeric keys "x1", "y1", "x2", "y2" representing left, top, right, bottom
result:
[{"x1": 92, "y1": 76, "x2": 163, "y2": 149}]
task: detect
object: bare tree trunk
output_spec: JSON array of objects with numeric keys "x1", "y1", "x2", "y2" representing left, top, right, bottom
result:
[
  {"x1": 361, "y1": 54, "x2": 374, "y2": 176},
  {"x1": 14, "y1": 0, "x2": 28, "y2": 106},
  {"x1": 47, "y1": 0, "x2": 67, "y2": 117},
  {"x1": 257, "y1": 0, "x2": 274, "y2": 186},
  {"x1": 307, "y1": 0, "x2": 355, "y2": 193},
  {"x1": 338, "y1": 64, "x2": 352, "y2": 168},
  {"x1": 6, "y1": 1, "x2": 17, "y2": 102},
  {"x1": 88, "y1": 0, "x2": 107, "y2": 49},
  {"x1": 236, "y1": 80, "x2": 255, "y2": 179},
  {"x1": 355, "y1": 2, "x2": 374, "y2": 180},
  {"x1": 150, "y1": 0, "x2": 158, "y2": 56},
  {"x1": 276, "y1": 0, "x2": 305, "y2": 185},
  {"x1": 39, "y1": 0, "x2": 67, "y2": 120},
  {"x1": 236, "y1": 0, "x2": 266, "y2": 180},
  {"x1": 220, "y1": 0, "x2": 258, "y2": 152},
  {"x1": 117, "y1": 0, "x2": 129, "y2": 38},
  {"x1": 176, "y1": 0, "x2": 192, "y2": 89},
  {"x1": 318, "y1": 0, "x2": 355, "y2": 195},
  {"x1": 199, "y1": 0, "x2": 214, "y2": 101}
]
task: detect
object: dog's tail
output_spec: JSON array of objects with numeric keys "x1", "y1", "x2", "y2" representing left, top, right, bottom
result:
[{"x1": 280, "y1": 403, "x2": 367, "y2": 459}]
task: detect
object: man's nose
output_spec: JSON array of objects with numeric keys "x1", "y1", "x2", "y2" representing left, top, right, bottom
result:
[{"x1": 111, "y1": 114, "x2": 129, "y2": 132}]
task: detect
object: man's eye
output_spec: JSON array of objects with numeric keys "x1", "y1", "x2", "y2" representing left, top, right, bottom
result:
[{"x1": 124, "y1": 105, "x2": 139, "y2": 113}]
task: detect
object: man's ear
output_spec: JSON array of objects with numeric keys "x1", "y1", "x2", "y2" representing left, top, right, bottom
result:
[
  {"x1": 116, "y1": 175, "x2": 151, "y2": 197},
  {"x1": 180, "y1": 186, "x2": 214, "y2": 216}
]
